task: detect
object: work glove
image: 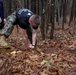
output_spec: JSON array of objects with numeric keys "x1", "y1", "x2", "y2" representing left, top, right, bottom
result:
[
  {"x1": 4, "y1": 19, "x2": 6, "y2": 24},
  {"x1": 0, "y1": 18, "x2": 2, "y2": 23}
]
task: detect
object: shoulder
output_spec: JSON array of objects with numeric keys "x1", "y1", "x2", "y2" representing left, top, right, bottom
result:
[{"x1": 16, "y1": 9, "x2": 34, "y2": 16}]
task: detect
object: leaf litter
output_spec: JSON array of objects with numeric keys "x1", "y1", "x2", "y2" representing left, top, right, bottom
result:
[{"x1": 0, "y1": 25, "x2": 76, "y2": 75}]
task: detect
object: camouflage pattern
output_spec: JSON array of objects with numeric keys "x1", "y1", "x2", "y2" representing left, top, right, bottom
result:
[{"x1": 0, "y1": 12, "x2": 16, "y2": 38}]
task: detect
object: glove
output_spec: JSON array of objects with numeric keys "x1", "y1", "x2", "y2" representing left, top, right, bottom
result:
[
  {"x1": 4, "y1": 19, "x2": 6, "y2": 24},
  {"x1": 0, "y1": 18, "x2": 2, "y2": 23}
]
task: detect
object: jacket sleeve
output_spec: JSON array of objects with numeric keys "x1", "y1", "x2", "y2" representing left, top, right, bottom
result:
[{"x1": 0, "y1": 0, "x2": 6, "y2": 19}]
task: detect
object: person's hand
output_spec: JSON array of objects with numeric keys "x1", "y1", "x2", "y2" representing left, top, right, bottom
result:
[
  {"x1": 0, "y1": 18, "x2": 2, "y2": 23},
  {"x1": 4, "y1": 19, "x2": 6, "y2": 24},
  {"x1": 29, "y1": 44, "x2": 35, "y2": 49}
]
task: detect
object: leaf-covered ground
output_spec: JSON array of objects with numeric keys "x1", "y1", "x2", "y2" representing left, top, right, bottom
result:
[{"x1": 0, "y1": 24, "x2": 76, "y2": 75}]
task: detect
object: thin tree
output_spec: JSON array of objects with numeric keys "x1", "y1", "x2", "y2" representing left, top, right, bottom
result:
[
  {"x1": 50, "y1": 0, "x2": 55, "y2": 39},
  {"x1": 69, "y1": 0, "x2": 75, "y2": 25}
]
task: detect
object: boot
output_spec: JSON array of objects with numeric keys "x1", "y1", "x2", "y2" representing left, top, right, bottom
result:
[{"x1": 0, "y1": 35, "x2": 10, "y2": 48}]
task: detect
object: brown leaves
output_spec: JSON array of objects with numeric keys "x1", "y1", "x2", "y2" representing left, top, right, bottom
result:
[{"x1": 0, "y1": 24, "x2": 76, "y2": 75}]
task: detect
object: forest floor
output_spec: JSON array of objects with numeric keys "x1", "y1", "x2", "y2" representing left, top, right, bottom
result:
[{"x1": 0, "y1": 23, "x2": 76, "y2": 75}]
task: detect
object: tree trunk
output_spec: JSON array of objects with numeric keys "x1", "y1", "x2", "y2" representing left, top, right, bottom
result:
[{"x1": 50, "y1": 0, "x2": 55, "y2": 39}]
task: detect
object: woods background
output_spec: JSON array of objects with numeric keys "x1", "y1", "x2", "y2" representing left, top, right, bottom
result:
[
  {"x1": 3, "y1": 0, "x2": 76, "y2": 40},
  {"x1": 0, "y1": 1, "x2": 76, "y2": 74}
]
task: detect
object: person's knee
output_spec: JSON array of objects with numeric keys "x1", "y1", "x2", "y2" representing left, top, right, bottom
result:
[
  {"x1": 7, "y1": 14, "x2": 16, "y2": 23},
  {"x1": 8, "y1": 17, "x2": 16, "y2": 23}
]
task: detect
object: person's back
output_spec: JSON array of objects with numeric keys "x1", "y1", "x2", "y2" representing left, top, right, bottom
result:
[{"x1": 16, "y1": 9, "x2": 34, "y2": 29}]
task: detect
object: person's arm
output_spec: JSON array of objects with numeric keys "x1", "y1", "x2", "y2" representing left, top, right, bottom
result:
[
  {"x1": 29, "y1": 29, "x2": 37, "y2": 48},
  {"x1": 32, "y1": 29, "x2": 37, "y2": 46}
]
